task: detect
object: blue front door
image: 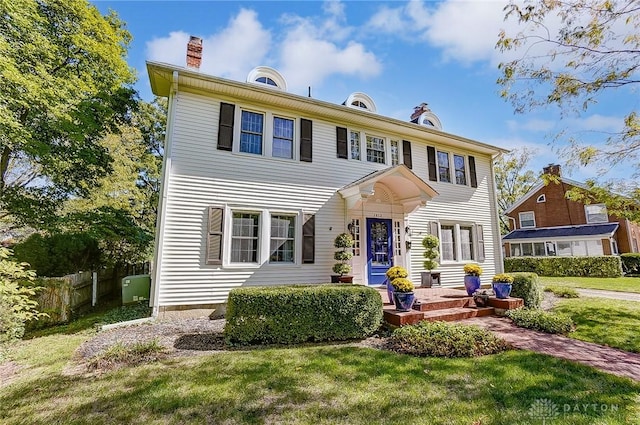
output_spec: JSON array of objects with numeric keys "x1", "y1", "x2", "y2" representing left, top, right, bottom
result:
[{"x1": 367, "y1": 218, "x2": 393, "y2": 285}]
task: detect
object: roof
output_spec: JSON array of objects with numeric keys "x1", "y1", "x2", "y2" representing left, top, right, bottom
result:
[
  {"x1": 503, "y1": 177, "x2": 588, "y2": 215},
  {"x1": 503, "y1": 223, "x2": 619, "y2": 241},
  {"x1": 146, "y1": 61, "x2": 509, "y2": 157}
]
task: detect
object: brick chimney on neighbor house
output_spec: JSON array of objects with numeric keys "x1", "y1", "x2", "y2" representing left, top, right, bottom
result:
[
  {"x1": 410, "y1": 103, "x2": 431, "y2": 122},
  {"x1": 186, "y1": 36, "x2": 202, "y2": 69},
  {"x1": 543, "y1": 164, "x2": 562, "y2": 177}
]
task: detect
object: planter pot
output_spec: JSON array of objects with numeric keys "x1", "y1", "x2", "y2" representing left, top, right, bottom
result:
[
  {"x1": 393, "y1": 292, "x2": 415, "y2": 312},
  {"x1": 330, "y1": 275, "x2": 340, "y2": 283},
  {"x1": 421, "y1": 271, "x2": 441, "y2": 288},
  {"x1": 473, "y1": 295, "x2": 489, "y2": 307},
  {"x1": 338, "y1": 275, "x2": 353, "y2": 284},
  {"x1": 492, "y1": 282, "x2": 512, "y2": 299},
  {"x1": 464, "y1": 275, "x2": 481, "y2": 296},
  {"x1": 386, "y1": 279, "x2": 395, "y2": 306}
]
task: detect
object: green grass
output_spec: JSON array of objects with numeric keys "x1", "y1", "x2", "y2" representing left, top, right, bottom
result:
[
  {"x1": 544, "y1": 284, "x2": 580, "y2": 298},
  {"x1": 540, "y1": 276, "x2": 640, "y2": 293},
  {"x1": 553, "y1": 297, "x2": 640, "y2": 353},
  {"x1": 2, "y1": 328, "x2": 639, "y2": 424}
]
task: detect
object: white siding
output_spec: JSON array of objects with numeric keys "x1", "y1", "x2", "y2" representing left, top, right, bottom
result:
[{"x1": 155, "y1": 91, "x2": 503, "y2": 306}]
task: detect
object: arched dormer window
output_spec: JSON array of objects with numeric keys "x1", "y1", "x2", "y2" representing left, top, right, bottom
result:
[
  {"x1": 247, "y1": 66, "x2": 287, "y2": 91},
  {"x1": 410, "y1": 103, "x2": 443, "y2": 130},
  {"x1": 343, "y1": 92, "x2": 377, "y2": 113}
]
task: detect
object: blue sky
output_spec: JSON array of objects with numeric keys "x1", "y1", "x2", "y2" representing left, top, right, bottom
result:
[{"x1": 91, "y1": 0, "x2": 638, "y2": 182}]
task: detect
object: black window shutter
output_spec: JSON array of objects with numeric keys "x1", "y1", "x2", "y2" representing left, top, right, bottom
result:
[
  {"x1": 300, "y1": 119, "x2": 313, "y2": 162},
  {"x1": 402, "y1": 140, "x2": 413, "y2": 169},
  {"x1": 469, "y1": 155, "x2": 478, "y2": 188},
  {"x1": 217, "y1": 103, "x2": 235, "y2": 151},
  {"x1": 336, "y1": 127, "x2": 348, "y2": 159},
  {"x1": 427, "y1": 146, "x2": 437, "y2": 181},
  {"x1": 206, "y1": 207, "x2": 224, "y2": 265},
  {"x1": 302, "y1": 214, "x2": 315, "y2": 263}
]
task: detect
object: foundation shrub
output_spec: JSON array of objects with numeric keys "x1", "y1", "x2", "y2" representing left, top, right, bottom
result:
[
  {"x1": 504, "y1": 256, "x2": 622, "y2": 278},
  {"x1": 506, "y1": 308, "x2": 574, "y2": 334},
  {"x1": 388, "y1": 321, "x2": 509, "y2": 358},
  {"x1": 508, "y1": 272, "x2": 543, "y2": 309},
  {"x1": 621, "y1": 253, "x2": 640, "y2": 275},
  {"x1": 224, "y1": 285, "x2": 383, "y2": 345}
]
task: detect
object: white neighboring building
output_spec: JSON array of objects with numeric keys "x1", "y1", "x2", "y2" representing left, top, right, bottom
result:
[{"x1": 147, "y1": 38, "x2": 507, "y2": 315}]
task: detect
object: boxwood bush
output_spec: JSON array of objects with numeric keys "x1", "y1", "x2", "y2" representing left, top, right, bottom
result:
[
  {"x1": 224, "y1": 285, "x2": 383, "y2": 345},
  {"x1": 508, "y1": 272, "x2": 543, "y2": 309},
  {"x1": 504, "y1": 256, "x2": 622, "y2": 278},
  {"x1": 506, "y1": 308, "x2": 574, "y2": 334},
  {"x1": 621, "y1": 253, "x2": 640, "y2": 275},
  {"x1": 388, "y1": 321, "x2": 509, "y2": 358}
]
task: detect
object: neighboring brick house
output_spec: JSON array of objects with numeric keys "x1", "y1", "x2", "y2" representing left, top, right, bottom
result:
[{"x1": 503, "y1": 164, "x2": 640, "y2": 258}]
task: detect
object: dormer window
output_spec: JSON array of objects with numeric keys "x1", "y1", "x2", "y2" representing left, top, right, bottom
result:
[
  {"x1": 246, "y1": 66, "x2": 287, "y2": 91},
  {"x1": 343, "y1": 92, "x2": 377, "y2": 113},
  {"x1": 410, "y1": 103, "x2": 443, "y2": 130}
]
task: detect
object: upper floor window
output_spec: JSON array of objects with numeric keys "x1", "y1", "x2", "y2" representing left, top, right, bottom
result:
[
  {"x1": 519, "y1": 211, "x2": 536, "y2": 228},
  {"x1": 390, "y1": 140, "x2": 399, "y2": 166},
  {"x1": 437, "y1": 151, "x2": 451, "y2": 183},
  {"x1": 350, "y1": 131, "x2": 361, "y2": 160},
  {"x1": 537, "y1": 194, "x2": 546, "y2": 203},
  {"x1": 246, "y1": 66, "x2": 287, "y2": 91},
  {"x1": 240, "y1": 111, "x2": 264, "y2": 155},
  {"x1": 344, "y1": 92, "x2": 377, "y2": 113},
  {"x1": 454, "y1": 154, "x2": 466, "y2": 185},
  {"x1": 585, "y1": 204, "x2": 608, "y2": 223},
  {"x1": 366, "y1": 135, "x2": 385, "y2": 164},
  {"x1": 272, "y1": 117, "x2": 294, "y2": 159},
  {"x1": 256, "y1": 76, "x2": 277, "y2": 86}
]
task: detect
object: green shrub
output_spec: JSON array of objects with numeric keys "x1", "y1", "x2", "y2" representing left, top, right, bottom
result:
[
  {"x1": 504, "y1": 256, "x2": 622, "y2": 278},
  {"x1": 621, "y1": 253, "x2": 640, "y2": 275},
  {"x1": 13, "y1": 232, "x2": 101, "y2": 277},
  {"x1": 508, "y1": 272, "x2": 543, "y2": 309},
  {"x1": 224, "y1": 285, "x2": 383, "y2": 345},
  {"x1": 388, "y1": 321, "x2": 509, "y2": 358},
  {"x1": 544, "y1": 285, "x2": 580, "y2": 298},
  {"x1": 506, "y1": 308, "x2": 574, "y2": 334}
]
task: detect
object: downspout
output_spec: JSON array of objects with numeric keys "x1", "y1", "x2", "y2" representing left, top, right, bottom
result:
[
  {"x1": 150, "y1": 70, "x2": 179, "y2": 318},
  {"x1": 490, "y1": 153, "x2": 505, "y2": 272}
]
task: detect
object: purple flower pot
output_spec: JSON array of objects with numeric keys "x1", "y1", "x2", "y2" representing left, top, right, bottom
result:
[
  {"x1": 464, "y1": 275, "x2": 481, "y2": 296},
  {"x1": 492, "y1": 282, "x2": 512, "y2": 299},
  {"x1": 393, "y1": 292, "x2": 415, "y2": 312}
]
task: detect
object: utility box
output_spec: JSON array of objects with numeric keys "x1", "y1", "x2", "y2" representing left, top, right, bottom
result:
[{"x1": 122, "y1": 274, "x2": 151, "y2": 305}]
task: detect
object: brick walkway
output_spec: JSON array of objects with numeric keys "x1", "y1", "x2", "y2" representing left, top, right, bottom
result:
[{"x1": 461, "y1": 316, "x2": 640, "y2": 382}]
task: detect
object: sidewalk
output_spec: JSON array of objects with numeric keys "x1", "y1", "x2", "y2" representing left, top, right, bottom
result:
[
  {"x1": 461, "y1": 316, "x2": 640, "y2": 382},
  {"x1": 575, "y1": 288, "x2": 640, "y2": 302}
]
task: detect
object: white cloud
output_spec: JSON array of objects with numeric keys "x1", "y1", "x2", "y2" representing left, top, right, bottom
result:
[
  {"x1": 508, "y1": 118, "x2": 557, "y2": 133},
  {"x1": 570, "y1": 114, "x2": 625, "y2": 133},
  {"x1": 146, "y1": 9, "x2": 271, "y2": 80}
]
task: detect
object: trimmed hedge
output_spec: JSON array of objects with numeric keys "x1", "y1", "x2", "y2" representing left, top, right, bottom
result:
[
  {"x1": 508, "y1": 272, "x2": 543, "y2": 309},
  {"x1": 504, "y1": 256, "x2": 622, "y2": 278},
  {"x1": 224, "y1": 285, "x2": 383, "y2": 345},
  {"x1": 621, "y1": 253, "x2": 640, "y2": 275},
  {"x1": 506, "y1": 308, "x2": 574, "y2": 334},
  {"x1": 388, "y1": 321, "x2": 509, "y2": 358}
]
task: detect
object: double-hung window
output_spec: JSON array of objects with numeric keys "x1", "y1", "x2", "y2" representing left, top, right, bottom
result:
[
  {"x1": 366, "y1": 135, "x2": 385, "y2": 164},
  {"x1": 350, "y1": 131, "x2": 361, "y2": 160},
  {"x1": 454, "y1": 155, "x2": 467, "y2": 185},
  {"x1": 519, "y1": 212, "x2": 535, "y2": 228},
  {"x1": 272, "y1": 117, "x2": 294, "y2": 159},
  {"x1": 390, "y1": 140, "x2": 399, "y2": 166},
  {"x1": 270, "y1": 215, "x2": 295, "y2": 263},
  {"x1": 437, "y1": 151, "x2": 451, "y2": 183},
  {"x1": 231, "y1": 212, "x2": 260, "y2": 263},
  {"x1": 459, "y1": 226, "x2": 474, "y2": 261},
  {"x1": 440, "y1": 225, "x2": 456, "y2": 261},
  {"x1": 585, "y1": 204, "x2": 608, "y2": 223},
  {"x1": 240, "y1": 111, "x2": 264, "y2": 154}
]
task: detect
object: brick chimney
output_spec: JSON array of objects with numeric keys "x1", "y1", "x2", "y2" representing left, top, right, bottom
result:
[
  {"x1": 186, "y1": 36, "x2": 202, "y2": 69},
  {"x1": 543, "y1": 164, "x2": 561, "y2": 177},
  {"x1": 410, "y1": 103, "x2": 430, "y2": 122}
]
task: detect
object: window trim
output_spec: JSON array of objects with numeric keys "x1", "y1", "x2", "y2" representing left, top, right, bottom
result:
[
  {"x1": 233, "y1": 106, "x2": 299, "y2": 161},
  {"x1": 435, "y1": 222, "x2": 483, "y2": 264},
  {"x1": 519, "y1": 211, "x2": 536, "y2": 228},
  {"x1": 453, "y1": 154, "x2": 467, "y2": 186},
  {"x1": 585, "y1": 203, "x2": 608, "y2": 224},
  {"x1": 272, "y1": 115, "x2": 295, "y2": 159},
  {"x1": 269, "y1": 214, "x2": 297, "y2": 264},
  {"x1": 366, "y1": 134, "x2": 386, "y2": 164}
]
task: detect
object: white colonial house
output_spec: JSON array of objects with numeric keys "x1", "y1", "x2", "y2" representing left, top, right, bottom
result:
[{"x1": 147, "y1": 37, "x2": 507, "y2": 316}]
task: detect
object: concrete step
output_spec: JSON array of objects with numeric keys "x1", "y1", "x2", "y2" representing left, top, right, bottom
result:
[
  {"x1": 413, "y1": 296, "x2": 473, "y2": 311},
  {"x1": 421, "y1": 307, "x2": 495, "y2": 322}
]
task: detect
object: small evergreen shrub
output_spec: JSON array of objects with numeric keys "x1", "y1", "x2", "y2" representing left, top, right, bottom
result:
[
  {"x1": 225, "y1": 285, "x2": 383, "y2": 345},
  {"x1": 544, "y1": 285, "x2": 580, "y2": 298},
  {"x1": 506, "y1": 308, "x2": 574, "y2": 334},
  {"x1": 388, "y1": 321, "x2": 509, "y2": 358},
  {"x1": 621, "y1": 253, "x2": 640, "y2": 275},
  {"x1": 504, "y1": 256, "x2": 622, "y2": 278},
  {"x1": 508, "y1": 272, "x2": 543, "y2": 309}
]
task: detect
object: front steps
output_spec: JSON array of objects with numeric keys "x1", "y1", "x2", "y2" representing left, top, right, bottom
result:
[{"x1": 383, "y1": 290, "x2": 523, "y2": 327}]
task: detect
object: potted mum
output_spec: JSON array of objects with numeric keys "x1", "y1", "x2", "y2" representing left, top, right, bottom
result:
[
  {"x1": 332, "y1": 233, "x2": 354, "y2": 283},
  {"x1": 391, "y1": 277, "x2": 415, "y2": 312},
  {"x1": 421, "y1": 234, "x2": 440, "y2": 287},
  {"x1": 463, "y1": 263, "x2": 483, "y2": 296},
  {"x1": 492, "y1": 273, "x2": 514, "y2": 299},
  {"x1": 385, "y1": 266, "x2": 408, "y2": 306}
]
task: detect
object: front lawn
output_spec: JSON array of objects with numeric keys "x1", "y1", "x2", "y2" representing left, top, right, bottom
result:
[
  {"x1": 540, "y1": 276, "x2": 640, "y2": 293},
  {"x1": 553, "y1": 297, "x2": 640, "y2": 353},
  {"x1": 1, "y1": 326, "x2": 639, "y2": 424}
]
